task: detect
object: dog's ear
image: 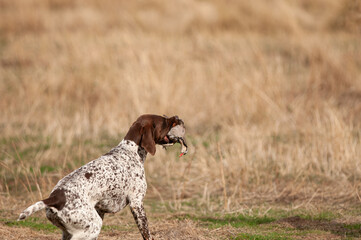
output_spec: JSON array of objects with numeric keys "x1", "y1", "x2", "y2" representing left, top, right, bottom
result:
[{"x1": 140, "y1": 124, "x2": 156, "y2": 155}]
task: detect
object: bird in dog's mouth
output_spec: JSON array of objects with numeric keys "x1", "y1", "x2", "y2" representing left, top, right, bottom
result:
[{"x1": 162, "y1": 120, "x2": 188, "y2": 157}]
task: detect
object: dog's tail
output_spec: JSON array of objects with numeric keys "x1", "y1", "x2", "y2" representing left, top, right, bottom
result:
[
  {"x1": 18, "y1": 201, "x2": 47, "y2": 221},
  {"x1": 18, "y1": 189, "x2": 66, "y2": 221}
]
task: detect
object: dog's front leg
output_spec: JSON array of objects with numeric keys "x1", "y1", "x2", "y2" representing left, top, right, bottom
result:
[{"x1": 129, "y1": 202, "x2": 153, "y2": 240}]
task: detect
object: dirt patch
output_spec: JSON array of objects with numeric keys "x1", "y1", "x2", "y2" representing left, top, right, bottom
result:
[{"x1": 276, "y1": 216, "x2": 361, "y2": 239}]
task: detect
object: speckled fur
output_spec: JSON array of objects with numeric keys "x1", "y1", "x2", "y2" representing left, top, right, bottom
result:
[
  {"x1": 19, "y1": 114, "x2": 187, "y2": 240},
  {"x1": 20, "y1": 140, "x2": 152, "y2": 240}
]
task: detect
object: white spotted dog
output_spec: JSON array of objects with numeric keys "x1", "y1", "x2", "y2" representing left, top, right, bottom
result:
[{"x1": 18, "y1": 114, "x2": 188, "y2": 240}]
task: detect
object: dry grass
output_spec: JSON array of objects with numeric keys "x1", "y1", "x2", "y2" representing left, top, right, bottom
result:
[{"x1": 0, "y1": 0, "x2": 361, "y2": 238}]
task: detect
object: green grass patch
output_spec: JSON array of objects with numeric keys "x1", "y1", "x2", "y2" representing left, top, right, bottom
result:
[
  {"x1": 300, "y1": 211, "x2": 340, "y2": 221},
  {"x1": 101, "y1": 224, "x2": 121, "y2": 231},
  {"x1": 1, "y1": 217, "x2": 58, "y2": 233},
  {"x1": 179, "y1": 213, "x2": 275, "y2": 229},
  {"x1": 2, "y1": 217, "x2": 134, "y2": 234},
  {"x1": 39, "y1": 165, "x2": 56, "y2": 173},
  {"x1": 232, "y1": 232, "x2": 292, "y2": 240},
  {"x1": 344, "y1": 223, "x2": 361, "y2": 231}
]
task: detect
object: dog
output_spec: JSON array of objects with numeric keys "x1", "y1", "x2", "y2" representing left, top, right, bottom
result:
[{"x1": 18, "y1": 114, "x2": 188, "y2": 240}]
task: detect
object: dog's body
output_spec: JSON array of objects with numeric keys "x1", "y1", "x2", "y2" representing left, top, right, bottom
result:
[{"x1": 18, "y1": 114, "x2": 187, "y2": 240}]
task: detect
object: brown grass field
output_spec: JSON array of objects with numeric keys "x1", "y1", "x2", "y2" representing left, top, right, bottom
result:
[{"x1": 1, "y1": 0, "x2": 361, "y2": 239}]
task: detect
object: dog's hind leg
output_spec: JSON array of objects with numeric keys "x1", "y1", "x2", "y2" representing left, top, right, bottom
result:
[{"x1": 66, "y1": 207, "x2": 102, "y2": 240}]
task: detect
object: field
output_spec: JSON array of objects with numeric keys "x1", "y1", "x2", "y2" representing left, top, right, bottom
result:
[{"x1": 1, "y1": 0, "x2": 361, "y2": 239}]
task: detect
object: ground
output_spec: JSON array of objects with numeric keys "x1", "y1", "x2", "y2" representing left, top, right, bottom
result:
[{"x1": 1, "y1": 197, "x2": 361, "y2": 239}]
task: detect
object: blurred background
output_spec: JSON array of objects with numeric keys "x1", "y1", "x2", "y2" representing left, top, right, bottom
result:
[{"x1": 0, "y1": 0, "x2": 361, "y2": 234}]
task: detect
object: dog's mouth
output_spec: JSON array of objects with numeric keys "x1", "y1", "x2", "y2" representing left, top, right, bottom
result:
[
  {"x1": 161, "y1": 135, "x2": 177, "y2": 144},
  {"x1": 161, "y1": 125, "x2": 188, "y2": 157}
]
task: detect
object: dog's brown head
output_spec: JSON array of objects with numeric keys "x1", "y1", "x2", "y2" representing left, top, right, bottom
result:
[{"x1": 124, "y1": 114, "x2": 186, "y2": 155}]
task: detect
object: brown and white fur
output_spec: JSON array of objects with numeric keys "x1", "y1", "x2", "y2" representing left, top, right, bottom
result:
[{"x1": 18, "y1": 114, "x2": 187, "y2": 240}]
